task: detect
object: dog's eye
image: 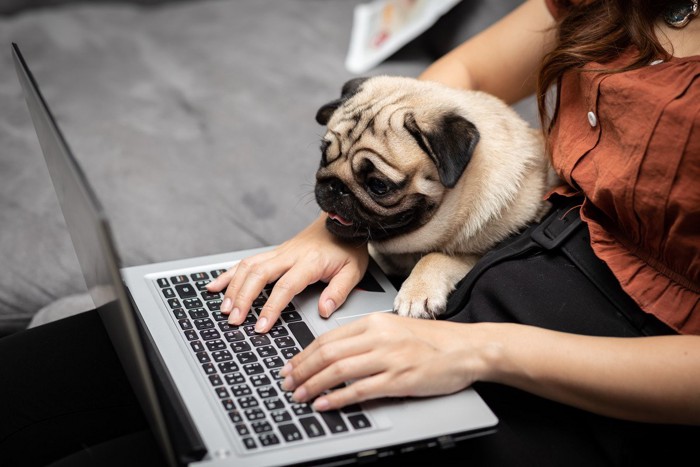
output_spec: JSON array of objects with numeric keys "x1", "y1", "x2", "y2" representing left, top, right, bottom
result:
[{"x1": 367, "y1": 178, "x2": 390, "y2": 196}]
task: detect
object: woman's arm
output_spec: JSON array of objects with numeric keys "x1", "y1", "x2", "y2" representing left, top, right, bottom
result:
[
  {"x1": 419, "y1": 0, "x2": 557, "y2": 103},
  {"x1": 281, "y1": 314, "x2": 700, "y2": 425}
]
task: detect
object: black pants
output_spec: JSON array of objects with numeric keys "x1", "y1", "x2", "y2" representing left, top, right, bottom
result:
[{"x1": 2, "y1": 204, "x2": 698, "y2": 466}]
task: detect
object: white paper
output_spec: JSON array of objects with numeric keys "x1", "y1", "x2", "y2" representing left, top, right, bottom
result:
[{"x1": 345, "y1": 0, "x2": 463, "y2": 74}]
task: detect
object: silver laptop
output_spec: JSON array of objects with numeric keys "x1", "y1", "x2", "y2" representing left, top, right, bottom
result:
[{"x1": 13, "y1": 43, "x2": 497, "y2": 467}]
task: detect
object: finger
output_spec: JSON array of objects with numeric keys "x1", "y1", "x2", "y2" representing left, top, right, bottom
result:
[
  {"x1": 222, "y1": 255, "x2": 289, "y2": 324},
  {"x1": 318, "y1": 265, "x2": 364, "y2": 318},
  {"x1": 290, "y1": 351, "x2": 384, "y2": 404},
  {"x1": 283, "y1": 318, "x2": 368, "y2": 373},
  {"x1": 254, "y1": 263, "x2": 323, "y2": 333},
  {"x1": 205, "y1": 263, "x2": 240, "y2": 292},
  {"x1": 312, "y1": 374, "x2": 392, "y2": 411}
]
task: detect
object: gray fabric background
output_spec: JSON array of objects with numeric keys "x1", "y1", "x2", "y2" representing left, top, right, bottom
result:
[{"x1": 0, "y1": 0, "x2": 532, "y2": 334}]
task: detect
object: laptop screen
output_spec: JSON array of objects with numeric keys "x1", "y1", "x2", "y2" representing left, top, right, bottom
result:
[{"x1": 11, "y1": 43, "x2": 188, "y2": 467}]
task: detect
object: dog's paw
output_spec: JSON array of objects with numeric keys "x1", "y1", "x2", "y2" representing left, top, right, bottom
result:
[{"x1": 393, "y1": 275, "x2": 451, "y2": 319}]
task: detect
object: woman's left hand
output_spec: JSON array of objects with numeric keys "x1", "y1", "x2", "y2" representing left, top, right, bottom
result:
[{"x1": 280, "y1": 313, "x2": 483, "y2": 411}]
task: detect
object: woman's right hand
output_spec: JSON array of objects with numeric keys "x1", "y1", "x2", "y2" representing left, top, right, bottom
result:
[{"x1": 206, "y1": 214, "x2": 369, "y2": 333}]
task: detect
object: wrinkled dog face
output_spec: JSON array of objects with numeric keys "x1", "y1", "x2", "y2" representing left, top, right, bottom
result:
[{"x1": 314, "y1": 77, "x2": 480, "y2": 241}]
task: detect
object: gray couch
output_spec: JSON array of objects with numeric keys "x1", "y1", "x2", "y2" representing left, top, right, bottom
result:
[{"x1": 0, "y1": 0, "x2": 532, "y2": 336}]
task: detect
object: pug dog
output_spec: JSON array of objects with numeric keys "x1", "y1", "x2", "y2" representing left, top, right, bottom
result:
[{"x1": 314, "y1": 76, "x2": 558, "y2": 319}]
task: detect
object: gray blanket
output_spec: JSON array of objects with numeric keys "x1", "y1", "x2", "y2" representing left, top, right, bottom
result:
[{"x1": 0, "y1": 0, "x2": 532, "y2": 335}]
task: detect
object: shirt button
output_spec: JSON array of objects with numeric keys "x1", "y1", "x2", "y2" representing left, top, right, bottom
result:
[{"x1": 587, "y1": 111, "x2": 597, "y2": 127}]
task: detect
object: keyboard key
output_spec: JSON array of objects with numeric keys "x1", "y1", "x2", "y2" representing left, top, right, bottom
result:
[
  {"x1": 251, "y1": 421, "x2": 273, "y2": 434},
  {"x1": 218, "y1": 361, "x2": 239, "y2": 374},
  {"x1": 299, "y1": 416, "x2": 326, "y2": 438},
  {"x1": 238, "y1": 397, "x2": 259, "y2": 409},
  {"x1": 215, "y1": 387, "x2": 229, "y2": 399},
  {"x1": 250, "y1": 375, "x2": 271, "y2": 387},
  {"x1": 231, "y1": 384, "x2": 252, "y2": 397},
  {"x1": 201, "y1": 363, "x2": 216, "y2": 375},
  {"x1": 191, "y1": 272, "x2": 209, "y2": 281},
  {"x1": 264, "y1": 398, "x2": 285, "y2": 411},
  {"x1": 256, "y1": 386, "x2": 277, "y2": 399},
  {"x1": 235, "y1": 424, "x2": 250, "y2": 436},
  {"x1": 255, "y1": 346, "x2": 277, "y2": 358},
  {"x1": 178, "y1": 319, "x2": 192, "y2": 331},
  {"x1": 242, "y1": 437, "x2": 256, "y2": 450},
  {"x1": 281, "y1": 311, "x2": 302, "y2": 323},
  {"x1": 270, "y1": 409, "x2": 292, "y2": 424},
  {"x1": 258, "y1": 433, "x2": 280, "y2": 447},
  {"x1": 263, "y1": 357, "x2": 284, "y2": 369},
  {"x1": 162, "y1": 288, "x2": 176, "y2": 299},
  {"x1": 172, "y1": 308, "x2": 187, "y2": 320},
  {"x1": 188, "y1": 308, "x2": 208, "y2": 319},
  {"x1": 250, "y1": 335, "x2": 271, "y2": 347},
  {"x1": 196, "y1": 351, "x2": 210, "y2": 364},
  {"x1": 211, "y1": 311, "x2": 227, "y2": 321},
  {"x1": 199, "y1": 329, "x2": 221, "y2": 341},
  {"x1": 348, "y1": 414, "x2": 372, "y2": 430},
  {"x1": 231, "y1": 342, "x2": 252, "y2": 353},
  {"x1": 280, "y1": 346, "x2": 300, "y2": 360},
  {"x1": 222, "y1": 399, "x2": 236, "y2": 411},
  {"x1": 243, "y1": 363, "x2": 264, "y2": 375},
  {"x1": 237, "y1": 352, "x2": 258, "y2": 364},
  {"x1": 269, "y1": 326, "x2": 289, "y2": 338},
  {"x1": 184, "y1": 298, "x2": 204, "y2": 309},
  {"x1": 288, "y1": 322, "x2": 314, "y2": 348},
  {"x1": 175, "y1": 284, "x2": 197, "y2": 299},
  {"x1": 212, "y1": 350, "x2": 233, "y2": 362},
  {"x1": 194, "y1": 318, "x2": 214, "y2": 330},
  {"x1": 224, "y1": 330, "x2": 245, "y2": 342},
  {"x1": 244, "y1": 408, "x2": 265, "y2": 421},
  {"x1": 218, "y1": 322, "x2": 235, "y2": 332},
  {"x1": 157, "y1": 278, "x2": 170, "y2": 288},
  {"x1": 208, "y1": 374, "x2": 223, "y2": 387},
  {"x1": 243, "y1": 325, "x2": 257, "y2": 336},
  {"x1": 190, "y1": 341, "x2": 205, "y2": 352},
  {"x1": 195, "y1": 280, "x2": 210, "y2": 291},
  {"x1": 320, "y1": 411, "x2": 349, "y2": 434},
  {"x1": 168, "y1": 299, "x2": 182, "y2": 309},
  {"x1": 224, "y1": 372, "x2": 245, "y2": 385},
  {"x1": 206, "y1": 340, "x2": 226, "y2": 352},
  {"x1": 201, "y1": 291, "x2": 221, "y2": 302},
  {"x1": 228, "y1": 410, "x2": 243, "y2": 424},
  {"x1": 183, "y1": 330, "x2": 198, "y2": 341},
  {"x1": 274, "y1": 336, "x2": 295, "y2": 349},
  {"x1": 341, "y1": 404, "x2": 363, "y2": 414},
  {"x1": 291, "y1": 404, "x2": 313, "y2": 416},
  {"x1": 211, "y1": 269, "x2": 226, "y2": 278},
  {"x1": 170, "y1": 275, "x2": 188, "y2": 285},
  {"x1": 278, "y1": 423, "x2": 303, "y2": 442},
  {"x1": 207, "y1": 300, "x2": 222, "y2": 311}
]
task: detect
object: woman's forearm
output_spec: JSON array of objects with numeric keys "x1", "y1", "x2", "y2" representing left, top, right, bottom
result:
[{"x1": 468, "y1": 322, "x2": 700, "y2": 425}]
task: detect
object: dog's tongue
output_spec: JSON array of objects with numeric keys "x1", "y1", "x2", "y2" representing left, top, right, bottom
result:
[{"x1": 329, "y1": 212, "x2": 353, "y2": 226}]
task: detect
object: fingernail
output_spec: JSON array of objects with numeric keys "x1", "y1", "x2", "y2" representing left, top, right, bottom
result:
[
  {"x1": 292, "y1": 386, "x2": 307, "y2": 402},
  {"x1": 313, "y1": 397, "x2": 329, "y2": 411},
  {"x1": 221, "y1": 297, "x2": 232, "y2": 313},
  {"x1": 324, "y1": 299, "x2": 336, "y2": 316},
  {"x1": 282, "y1": 375, "x2": 295, "y2": 391},
  {"x1": 255, "y1": 317, "x2": 268, "y2": 333},
  {"x1": 280, "y1": 362, "x2": 293, "y2": 377},
  {"x1": 228, "y1": 308, "x2": 240, "y2": 324}
]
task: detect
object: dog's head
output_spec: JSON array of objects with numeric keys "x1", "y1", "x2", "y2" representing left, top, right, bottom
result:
[{"x1": 314, "y1": 76, "x2": 480, "y2": 242}]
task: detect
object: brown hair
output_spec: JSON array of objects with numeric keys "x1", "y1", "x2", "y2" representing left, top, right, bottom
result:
[{"x1": 536, "y1": 0, "x2": 671, "y2": 133}]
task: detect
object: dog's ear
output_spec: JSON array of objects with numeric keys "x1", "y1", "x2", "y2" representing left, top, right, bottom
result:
[
  {"x1": 403, "y1": 111, "x2": 480, "y2": 188},
  {"x1": 315, "y1": 77, "x2": 370, "y2": 125}
]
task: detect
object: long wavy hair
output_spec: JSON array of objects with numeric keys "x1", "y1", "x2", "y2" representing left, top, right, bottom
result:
[{"x1": 537, "y1": 0, "x2": 672, "y2": 133}]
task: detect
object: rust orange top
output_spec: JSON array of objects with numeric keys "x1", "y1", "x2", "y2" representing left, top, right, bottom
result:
[{"x1": 544, "y1": 1, "x2": 700, "y2": 334}]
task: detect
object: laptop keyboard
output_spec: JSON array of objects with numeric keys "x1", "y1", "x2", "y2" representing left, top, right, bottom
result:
[{"x1": 154, "y1": 269, "x2": 374, "y2": 451}]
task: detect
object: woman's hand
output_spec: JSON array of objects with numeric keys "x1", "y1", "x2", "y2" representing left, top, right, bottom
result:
[
  {"x1": 206, "y1": 214, "x2": 369, "y2": 333},
  {"x1": 279, "y1": 313, "x2": 484, "y2": 411}
]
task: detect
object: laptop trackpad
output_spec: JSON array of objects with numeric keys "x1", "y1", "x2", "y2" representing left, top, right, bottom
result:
[{"x1": 334, "y1": 310, "x2": 392, "y2": 327}]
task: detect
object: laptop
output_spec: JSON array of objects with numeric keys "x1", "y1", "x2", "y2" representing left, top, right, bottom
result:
[{"x1": 12, "y1": 43, "x2": 497, "y2": 467}]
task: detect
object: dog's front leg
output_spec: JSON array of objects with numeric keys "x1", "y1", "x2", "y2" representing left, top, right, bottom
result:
[{"x1": 394, "y1": 252, "x2": 479, "y2": 319}]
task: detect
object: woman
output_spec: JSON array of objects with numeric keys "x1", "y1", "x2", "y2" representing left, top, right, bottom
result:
[{"x1": 206, "y1": 0, "x2": 700, "y2": 463}]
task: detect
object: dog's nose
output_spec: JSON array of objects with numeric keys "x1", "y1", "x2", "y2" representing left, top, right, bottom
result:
[{"x1": 329, "y1": 179, "x2": 350, "y2": 196}]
